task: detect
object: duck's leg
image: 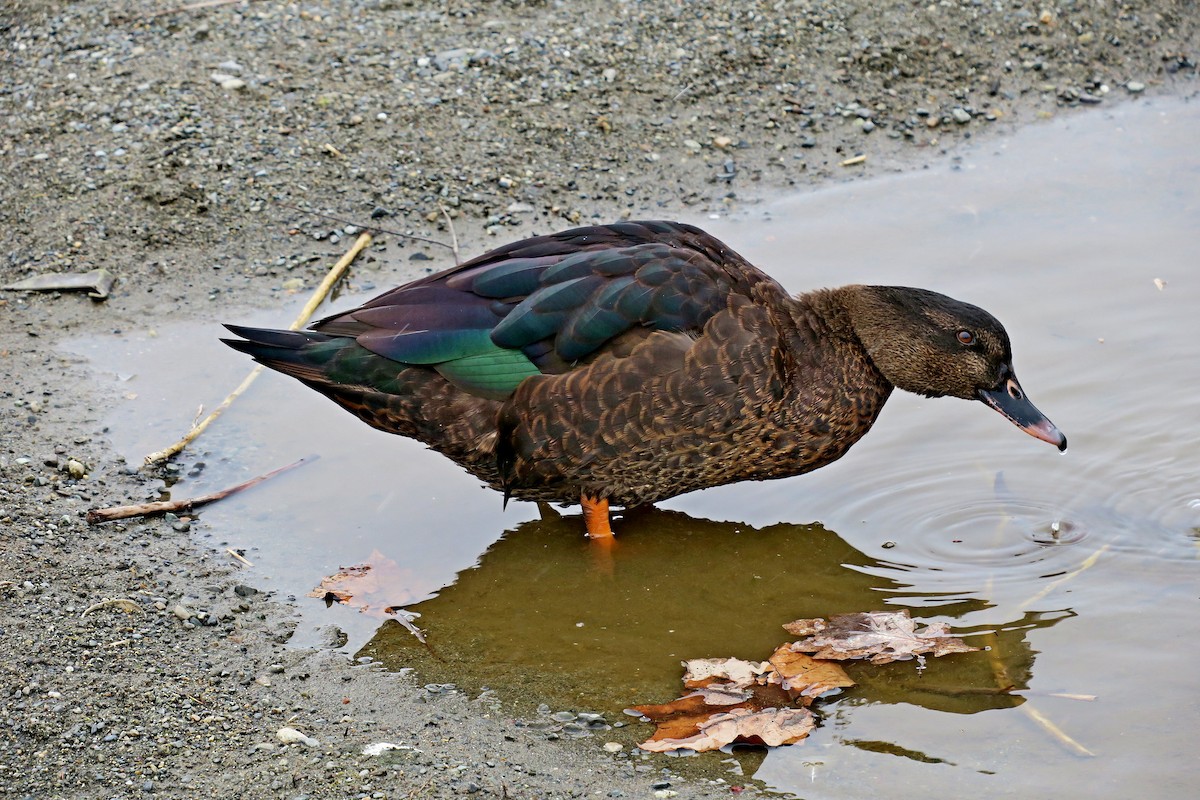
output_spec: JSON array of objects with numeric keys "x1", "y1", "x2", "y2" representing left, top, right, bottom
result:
[{"x1": 580, "y1": 493, "x2": 613, "y2": 538}]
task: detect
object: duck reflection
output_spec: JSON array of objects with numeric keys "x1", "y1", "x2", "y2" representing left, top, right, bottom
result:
[{"x1": 356, "y1": 508, "x2": 1068, "y2": 716}]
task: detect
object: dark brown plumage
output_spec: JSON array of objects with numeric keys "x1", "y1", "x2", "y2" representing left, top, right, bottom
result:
[{"x1": 223, "y1": 220, "x2": 1065, "y2": 536}]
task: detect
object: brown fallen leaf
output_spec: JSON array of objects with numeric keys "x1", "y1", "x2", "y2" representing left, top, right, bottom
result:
[
  {"x1": 682, "y1": 657, "x2": 770, "y2": 688},
  {"x1": 630, "y1": 677, "x2": 813, "y2": 753},
  {"x1": 636, "y1": 705, "x2": 815, "y2": 753},
  {"x1": 632, "y1": 651, "x2": 851, "y2": 753},
  {"x1": 768, "y1": 644, "x2": 855, "y2": 698},
  {"x1": 786, "y1": 610, "x2": 978, "y2": 665}
]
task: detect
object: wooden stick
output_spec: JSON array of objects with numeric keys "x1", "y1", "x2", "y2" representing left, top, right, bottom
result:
[
  {"x1": 87, "y1": 456, "x2": 314, "y2": 524},
  {"x1": 438, "y1": 202, "x2": 461, "y2": 265},
  {"x1": 146, "y1": 0, "x2": 248, "y2": 18},
  {"x1": 144, "y1": 232, "x2": 372, "y2": 465},
  {"x1": 227, "y1": 548, "x2": 255, "y2": 567}
]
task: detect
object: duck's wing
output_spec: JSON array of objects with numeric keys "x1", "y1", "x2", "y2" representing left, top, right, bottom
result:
[{"x1": 309, "y1": 220, "x2": 783, "y2": 400}]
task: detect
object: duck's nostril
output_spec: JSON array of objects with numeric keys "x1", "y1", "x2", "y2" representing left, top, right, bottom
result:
[{"x1": 1007, "y1": 380, "x2": 1023, "y2": 400}]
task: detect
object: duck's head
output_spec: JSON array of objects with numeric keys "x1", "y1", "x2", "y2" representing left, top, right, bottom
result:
[{"x1": 847, "y1": 285, "x2": 1067, "y2": 452}]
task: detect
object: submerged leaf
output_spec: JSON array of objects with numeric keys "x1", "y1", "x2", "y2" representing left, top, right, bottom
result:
[
  {"x1": 786, "y1": 610, "x2": 978, "y2": 665},
  {"x1": 307, "y1": 549, "x2": 424, "y2": 625}
]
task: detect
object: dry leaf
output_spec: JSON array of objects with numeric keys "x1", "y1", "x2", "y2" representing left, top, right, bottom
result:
[
  {"x1": 683, "y1": 657, "x2": 769, "y2": 688},
  {"x1": 768, "y1": 644, "x2": 854, "y2": 698},
  {"x1": 631, "y1": 610, "x2": 975, "y2": 753},
  {"x1": 782, "y1": 618, "x2": 827, "y2": 637},
  {"x1": 630, "y1": 679, "x2": 813, "y2": 753},
  {"x1": 786, "y1": 610, "x2": 977, "y2": 665},
  {"x1": 636, "y1": 706, "x2": 815, "y2": 753},
  {"x1": 631, "y1": 651, "x2": 850, "y2": 753}
]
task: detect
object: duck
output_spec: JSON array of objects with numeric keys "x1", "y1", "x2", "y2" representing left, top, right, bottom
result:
[{"x1": 223, "y1": 220, "x2": 1066, "y2": 538}]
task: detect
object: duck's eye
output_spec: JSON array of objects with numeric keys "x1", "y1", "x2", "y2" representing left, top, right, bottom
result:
[{"x1": 956, "y1": 330, "x2": 975, "y2": 345}]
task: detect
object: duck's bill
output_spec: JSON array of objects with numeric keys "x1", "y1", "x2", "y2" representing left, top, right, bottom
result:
[{"x1": 978, "y1": 378, "x2": 1067, "y2": 452}]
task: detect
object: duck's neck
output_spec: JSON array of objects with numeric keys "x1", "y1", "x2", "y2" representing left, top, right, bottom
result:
[
  {"x1": 747, "y1": 287, "x2": 893, "y2": 474},
  {"x1": 808, "y1": 284, "x2": 943, "y2": 398}
]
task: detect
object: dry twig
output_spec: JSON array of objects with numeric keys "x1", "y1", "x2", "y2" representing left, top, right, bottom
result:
[
  {"x1": 227, "y1": 548, "x2": 255, "y2": 567},
  {"x1": 87, "y1": 456, "x2": 314, "y2": 524},
  {"x1": 81, "y1": 598, "x2": 143, "y2": 618},
  {"x1": 144, "y1": 232, "x2": 372, "y2": 465},
  {"x1": 438, "y1": 202, "x2": 462, "y2": 265},
  {"x1": 145, "y1": 0, "x2": 250, "y2": 19}
]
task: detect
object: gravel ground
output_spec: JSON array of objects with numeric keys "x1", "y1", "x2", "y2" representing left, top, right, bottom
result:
[{"x1": 1, "y1": 0, "x2": 1196, "y2": 797}]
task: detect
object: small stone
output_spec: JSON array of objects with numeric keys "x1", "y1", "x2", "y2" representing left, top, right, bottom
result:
[
  {"x1": 233, "y1": 584, "x2": 258, "y2": 598},
  {"x1": 172, "y1": 605, "x2": 193, "y2": 621},
  {"x1": 951, "y1": 107, "x2": 972, "y2": 124},
  {"x1": 712, "y1": 135, "x2": 733, "y2": 149},
  {"x1": 682, "y1": 139, "x2": 702, "y2": 152},
  {"x1": 276, "y1": 727, "x2": 320, "y2": 747},
  {"x1": 209, "y1": 72, "x2": 246, "y2": 90},
  {"x1": 1126, "y1": 81, "x2": 1145, "y2": 93},
  {"x1": 603, "y1": 742, "x2": 622, "y2": 753}
]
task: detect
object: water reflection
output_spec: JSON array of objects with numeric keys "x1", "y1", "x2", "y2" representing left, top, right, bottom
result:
[{"x1": 360, "y1": 508, "x2": 1064, "y2": 720}]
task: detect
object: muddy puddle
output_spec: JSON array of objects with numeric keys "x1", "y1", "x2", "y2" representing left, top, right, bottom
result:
[{"x1": 69, "y1": 96, "x2": 1199, "y2": 798}]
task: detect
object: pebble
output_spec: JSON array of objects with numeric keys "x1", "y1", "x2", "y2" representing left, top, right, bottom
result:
[
  {"x1": 276, "y1": 727, "x2": 320, "y2": 747},
  {"x1": 951, "y1": 107, "x2": 972, "y2": 124},
  {"x1": 603, "y1": 742, "x2": 623, "y2": 753},
  {"x1": 1126, "y1": 81, "x2": 1146, "y2": 93},
  {"x1": 209, "y1": 72, "x2": 246, "y2": 91},
  {"x1": 172, "y1": 604, "x2": 193, "y2": 621}
]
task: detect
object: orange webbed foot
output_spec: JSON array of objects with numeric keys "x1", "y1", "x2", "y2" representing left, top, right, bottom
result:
[{"x1": 581, "y1": 493, "x2": 613, "y2": 539}]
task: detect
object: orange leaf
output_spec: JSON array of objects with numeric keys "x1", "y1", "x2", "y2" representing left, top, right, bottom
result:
[
  {"x1": 637, "y1": 706, "x2": 815, "y2": 753},
  {"x1": 768, "y1": 644, "x2": 855, "y2": 701}
]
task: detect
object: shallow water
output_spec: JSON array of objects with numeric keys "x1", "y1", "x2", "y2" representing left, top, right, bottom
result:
[{"x1": 72, "y1": 96, "x2": 1199, "y2": 797}]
